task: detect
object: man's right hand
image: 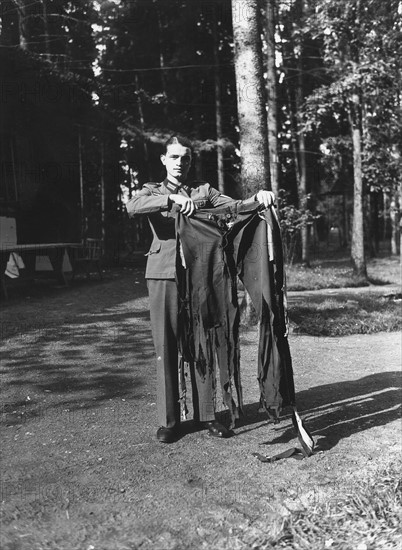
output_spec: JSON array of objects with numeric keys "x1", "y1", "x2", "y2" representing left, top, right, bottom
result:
[{"x1": 169, "y1": 194, "x2": 195, "y2": 216}]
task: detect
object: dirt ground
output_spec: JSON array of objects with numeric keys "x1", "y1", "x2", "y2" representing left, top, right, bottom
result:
[{"x1": 0, "y1": 268, "x2": 401, "y2": 549}]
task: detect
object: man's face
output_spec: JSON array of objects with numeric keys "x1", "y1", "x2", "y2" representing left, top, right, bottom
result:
[{"x1": 160, "y1": 143, "x2": 192, "y2": 183}]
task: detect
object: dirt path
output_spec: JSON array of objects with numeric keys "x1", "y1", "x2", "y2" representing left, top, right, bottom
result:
[{"x1": 1, "y1": 269, "x2": 401, "y2": 549}]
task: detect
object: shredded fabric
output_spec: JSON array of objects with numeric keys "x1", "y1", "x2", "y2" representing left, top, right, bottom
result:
[
  {"x1": 174, "y1": 202, "x2": 296, "y2": 429},
  {"x1": 253, "y1": 408, "x2": 315, "y2": 463}
]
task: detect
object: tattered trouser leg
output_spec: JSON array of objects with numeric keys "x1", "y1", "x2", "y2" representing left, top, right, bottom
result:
[{"x1": 147, "y1": 279, "x2": 215, "y2": 427}]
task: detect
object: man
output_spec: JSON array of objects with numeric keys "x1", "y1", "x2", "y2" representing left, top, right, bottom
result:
[{"x1": 126, "y1": 136, "x2": 275, "y2": 443}]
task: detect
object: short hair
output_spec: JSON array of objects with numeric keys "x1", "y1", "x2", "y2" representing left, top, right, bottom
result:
[{"x1": 164, "y1": 135, "x2": 193, "y2": 155}]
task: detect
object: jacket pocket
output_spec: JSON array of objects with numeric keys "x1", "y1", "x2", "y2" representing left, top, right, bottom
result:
[{"x1": 145, "y1": 242, "x2": 161, "y2": 256}]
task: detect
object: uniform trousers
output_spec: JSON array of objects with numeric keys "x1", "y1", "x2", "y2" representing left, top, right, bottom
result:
[{"x1": 147, "y1": 279, "x2": 216, "y2": 428}]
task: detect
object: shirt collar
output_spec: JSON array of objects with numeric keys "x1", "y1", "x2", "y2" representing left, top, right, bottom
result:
[{"x1": 163, "y1": 178, "x2": 191, "y2": 195}]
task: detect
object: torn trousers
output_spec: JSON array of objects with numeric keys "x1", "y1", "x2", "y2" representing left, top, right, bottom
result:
[{"x1": 176, "y1": 202, "x2": 296, "y2": 428}]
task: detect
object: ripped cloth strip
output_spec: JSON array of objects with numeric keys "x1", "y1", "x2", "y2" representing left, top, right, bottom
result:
[{"x1": 253, "y1": 407, "x2": 315, "y2": 462}]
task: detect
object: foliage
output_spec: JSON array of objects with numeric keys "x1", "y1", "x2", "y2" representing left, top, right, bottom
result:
[
  {"x1": 1, "y1": 0, "x2": 401, "y2": 254},
  {"x1": 278, "y1": 190, "x2": 319, "y2": 265},
  {"x1": 318, "y1": 135, "x2": 353, "y2": 193},
  {"x1": 301, "y1": 0, "x2": 402, "y2": 195}
]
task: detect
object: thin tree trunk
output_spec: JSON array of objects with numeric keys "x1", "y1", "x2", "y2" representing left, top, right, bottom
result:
[
  {"x1": 285, "y1": 87, "x2": 301, "y2": 193},
  {"x1": 9, "y1": 140, "x2": 18, "y2": 202},
  {"x1": 213, "y1": 7, "x2": 225, "y2": 193},
  {"x1": 297, "y1": 123, "x2": 309, "y2": 264},
  {"x1": 78, "y1": 130, "x2": 85, "y2": 241},
  {"x1": 41, "y1": 0, "x2": 51, "y2": 61},
  {"x1": 155, "y1": 1, "x2": 168, "y2": 120},
  {"x1": 295, "y1": 0, "x2": 309, "y2": 266},
  {"x1": 348, "y1": 0, "x2": 367, "y2": 278},
  {"x1": 135, "y1": 74, "x2": 149, "y2": 182},
  {"x1": 341, "y1": 198, "x2": 347, "y2": 247},
  {"x1": 231, "y1": 0, "x2": 270, "y2": 196},
  {"x1": 349, "y1": 96, "x2": 367, "y2": 278},
  {"x1": 265, "y1": 0, "x2": 279, "y2": 194},
  {"x1": 15, "y1": 0, "x2": 27, "y2": 50},
  {"x1": 394, "y1": 144, "x2": 402, "y2": 274},
  {"x1": 100, "y1": 140, "x2": 106, "y2": 245},
  {"x1": 390, "y1": 193, "x2": 399, "y2": 255},
  {"x1": 382, "y1": 189, "x2": 389, "y2": 242}
]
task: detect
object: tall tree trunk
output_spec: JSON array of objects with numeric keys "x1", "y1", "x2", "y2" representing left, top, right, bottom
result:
[
  {"x1": 348, "y1": 0, "x2": 367, "y2": 278},
  {"x1": 213, "y1": 7, "x2": 225, "y2": 193},
  {"x1": 78, "y1": 130, "x2": 85, "y2": 241},
  {"x1": 231, "y1": 0, "x2": 270, "y2": 196},
  {"x1": 232, "y1": 0, "x2": 270, "y2": 324},
  {"x1": 295, "y1": 0, "x2": 309, "y2": 266},
  {"x1": 279, "y1": 26, "x2": 301, "y2": 205},
  {"x1": 100, "y1": 140, "x2": 106, "y2": 245},
  {"x1": 390, "y1": 144, "x2": 402, "y2": 269},
  {"x1": 15, "y1": 0, "x2": 27, "y2": 50},
  {"x1": 382, "y1": 188, "x2": 390, "y2": 242},
  {"x1": 155, "y1": 1, "x2": 168, "y2": 120},
  {"x1": 285, "y1": 86, "x2": 301, "y2": 196},
  {"x1": 265, "y1": 0, "x2": 279, "y2": 194},
  {"x1": 349, "y1": 94, "x2": 367, "y2": 278},
  {"x1": 341, "y1": 157, "x2": 349, "y2": 247},
  {"x1": 135, "y1": 74, "x2": 149, "y2": 182},
  {"x1": 41, "y1": 0, "x2": 51, "y2": 61},
  {"x1": 390, "y1": 193, "x2": 399, "y2": 255}
]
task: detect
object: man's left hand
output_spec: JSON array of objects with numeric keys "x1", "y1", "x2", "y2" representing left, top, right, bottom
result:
[{"x1": 256, "y1": 190, "x2": 276, "y2": 208}]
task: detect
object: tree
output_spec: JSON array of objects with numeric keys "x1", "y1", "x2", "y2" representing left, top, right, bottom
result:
[
  {"x1": 231, "y1": 0, "x2": 270, "y2": 195},
  {"x1": 265, "y1": 0, "x2": 279, "y2": 194},
  {"x1": 231, "y1": 0, "x2": 270, "y2": 323},
  {"x1": 303, "y1": 0, "x2": 401, "y2": 276},
  {"x1": 212, "y1": 5, "x2": 225, "y2": 193},
  {"x1": 294, "y1": 0, "x2": 310, "y2": 266}
]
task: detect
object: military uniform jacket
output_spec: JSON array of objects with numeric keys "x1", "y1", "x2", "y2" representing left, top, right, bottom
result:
[{"x1": 126, "y1": 179, "x2": 256, "y2": 279}]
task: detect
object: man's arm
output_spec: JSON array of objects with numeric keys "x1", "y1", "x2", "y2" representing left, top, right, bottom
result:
[
  {"x1": 208, "y1": 185, "x2": 275, "y2": 209},
  {"x1": 126, "y1": 184, "x2": 171, "y2": 216}
]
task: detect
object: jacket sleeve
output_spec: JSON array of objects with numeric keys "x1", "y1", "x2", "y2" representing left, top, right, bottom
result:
[
  {"x1": 126, "y1": 184, "x2": 171, "y2": 217},
  {"x1": 207, "y1": 184, "x2": 257, "y2": 208}
]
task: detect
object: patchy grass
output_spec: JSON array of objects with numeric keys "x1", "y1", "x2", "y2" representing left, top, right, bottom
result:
[
  {"x1": 286, "y1": 256, "x2": 401, "y2": 291},
  {"x1": 289, "y1": 294, "x2": 402, "y2": 336},
  {"x1": 275, "y1": 461, "x2": 402, "y2": 550}
]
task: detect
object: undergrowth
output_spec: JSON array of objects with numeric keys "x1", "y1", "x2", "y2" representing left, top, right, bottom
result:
[
  {"x1": 289, "y1": 295, "x2": 401, "y2": 336},
  {"x1": 275, "y1": 461, "x2": 402, "y2": 550}
]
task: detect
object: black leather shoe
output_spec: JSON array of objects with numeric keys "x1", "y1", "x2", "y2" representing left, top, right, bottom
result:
[
  {"x1": 203, "y1": 421, "x2": 232, "y2": 439},
  {"x1": 156, "y1": 426, "x2": 177, "y2": 443}
]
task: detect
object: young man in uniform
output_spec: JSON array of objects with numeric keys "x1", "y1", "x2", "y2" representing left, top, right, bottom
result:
[{"x1": 126, "y1": 136, "x2": 275, "y2": 443}]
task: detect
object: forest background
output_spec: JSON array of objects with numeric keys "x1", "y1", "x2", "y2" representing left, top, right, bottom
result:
[{"x1": 0, "y1": 0, "x2": 401, "y2": 279}]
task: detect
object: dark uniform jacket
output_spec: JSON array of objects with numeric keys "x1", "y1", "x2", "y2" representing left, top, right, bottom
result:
[{"x1": 126, "y1": 179, "x2": 256, "y2": 279}]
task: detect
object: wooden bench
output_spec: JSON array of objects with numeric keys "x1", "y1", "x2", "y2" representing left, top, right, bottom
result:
[{"x1": 0, "y1": 242, "x2": 81, "y2": 299}]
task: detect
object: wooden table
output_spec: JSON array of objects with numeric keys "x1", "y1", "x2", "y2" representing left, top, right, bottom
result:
[{"x1": 0, "y1": 243, "x2": 81, "y2": 299}]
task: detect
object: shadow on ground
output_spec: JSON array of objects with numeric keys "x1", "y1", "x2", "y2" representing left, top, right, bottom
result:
[
  {"x1": 0, "y1": 267, "x2": 155, "y2": 422},
  {"x1": 232, "y1": 370, "x2": 401, "y2": 452}
]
